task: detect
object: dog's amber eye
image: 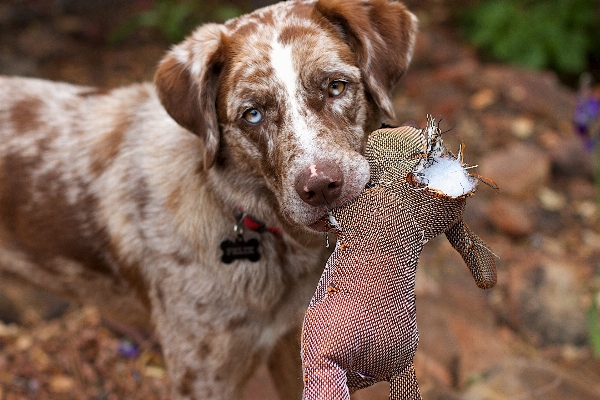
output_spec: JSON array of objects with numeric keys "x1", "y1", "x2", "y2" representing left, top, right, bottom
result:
[
  {"x1": 243, "y1": 108, "x2": 263, "y2": 124},
  {"x1": 328, "y1": 81, "x2": 346, "y2": 97}
]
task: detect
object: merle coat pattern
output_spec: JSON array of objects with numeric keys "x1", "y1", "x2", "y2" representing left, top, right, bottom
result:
[{"x1": 0, "y1": 1, "x2": 418, "y2": 398}]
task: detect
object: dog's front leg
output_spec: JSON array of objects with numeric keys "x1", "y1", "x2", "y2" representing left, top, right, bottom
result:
[
  {"x1": 149, "y1": 278, "x2": 261, "y2": 400},
  {"x1": 267, "y1": 327, "x2": 304, "y2": 400}
]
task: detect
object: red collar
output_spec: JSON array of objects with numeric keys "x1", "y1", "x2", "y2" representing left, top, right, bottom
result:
[{"x1": 236, "y1": 208, "x2": 283, "y2": 236}]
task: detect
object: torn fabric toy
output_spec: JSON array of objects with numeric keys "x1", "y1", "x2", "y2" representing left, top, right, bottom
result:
[{"x1": 301, "y1": 117, "x2": 497, "y2": 400}]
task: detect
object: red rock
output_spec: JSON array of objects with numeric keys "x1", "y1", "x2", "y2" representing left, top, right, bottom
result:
[
  {"x1": 568, "y1": 178, "x2": 597, "y2": 201},
  {"x1": 486, "y1": 198, "x2": 535, "y2": 237},
  {"x1": 479, "y1": 143, "x2": 551, "y2": 199},
  {"x1": 505, "y1": 253, "x2": 590, "y2": 346},
  {"x1": 543, "y1": 134, "x2": 594, "y2": 179}
]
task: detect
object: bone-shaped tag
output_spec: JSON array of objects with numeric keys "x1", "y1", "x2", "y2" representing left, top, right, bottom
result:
[{"x1": 220, "y1": 236, "x2": 260, "y2": 263}]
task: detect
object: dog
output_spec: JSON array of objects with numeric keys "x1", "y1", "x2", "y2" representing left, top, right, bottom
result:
[{"x1": 0, "y1": 0, "x2": 417, "y2": 398}]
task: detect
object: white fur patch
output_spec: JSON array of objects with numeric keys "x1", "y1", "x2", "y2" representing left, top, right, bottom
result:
[{"x1": 269, "y1": 40, "x2": 316, "y2": 155}]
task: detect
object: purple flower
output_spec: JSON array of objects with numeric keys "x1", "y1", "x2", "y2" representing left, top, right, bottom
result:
[
  {"x1": 117, "y1": 339, "x2": 139, "y2": 358},
  {"x1": 575, "y1": 97, "x2": 599, "y2": 132},
  {"x1": 574, "y1": 74, "x2": 600, "y2": 151}
]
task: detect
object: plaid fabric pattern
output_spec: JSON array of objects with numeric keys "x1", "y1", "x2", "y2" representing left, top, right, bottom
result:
[{"x1": 301, "y1": 124, "x2": 497, "y2": 399}]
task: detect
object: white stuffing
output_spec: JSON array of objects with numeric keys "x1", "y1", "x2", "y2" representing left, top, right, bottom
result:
[
  {"x1": 416, "y1": 155, "x2": 476, "y2": 197},
  {"x1": 412, "y1": 116, "x2": 478, "y2": 198}
]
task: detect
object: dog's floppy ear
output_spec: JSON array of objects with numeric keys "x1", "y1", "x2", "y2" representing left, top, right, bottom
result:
[
  {"x1": 154, "y1": 23, "x2": 225, "y2": 170},
  {"x1": 317, "y1": 0, "x2": 418, "y2": 122}
]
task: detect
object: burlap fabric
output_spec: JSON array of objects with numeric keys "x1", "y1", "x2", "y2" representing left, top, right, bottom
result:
[{"x1": 301, "y1": 123, "x2": 497, "y2": 400}]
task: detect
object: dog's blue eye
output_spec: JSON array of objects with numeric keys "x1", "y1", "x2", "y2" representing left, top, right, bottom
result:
[
  {"x1": 328, "y1": 80, "x2": 347, "y2": 97},
  {"x1": 243, "y1": 108, "x2": 263, "y2": 124}
]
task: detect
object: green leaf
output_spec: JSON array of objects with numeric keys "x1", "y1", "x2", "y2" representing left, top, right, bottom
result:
[
  {"x1": 461, "y1": 0, "x2": 600, "y2": 75},
  {"x1": 588, "y1": 293, "x2": 600, "y2": 358}
]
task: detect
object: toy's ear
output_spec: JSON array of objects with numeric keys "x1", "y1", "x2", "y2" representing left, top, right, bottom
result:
[
  {"x1": 365, "y1": 124, "x2": 423, "y2": 185},
  {"x1": 316, "y1": 0, "x2": 418, "y2": 122},
  {"x1": 154, "y1": 23, "x2": 226, "y2": 170},
  {"x1": 445, "y1": 220, "x2": 497, "y2": 289}
]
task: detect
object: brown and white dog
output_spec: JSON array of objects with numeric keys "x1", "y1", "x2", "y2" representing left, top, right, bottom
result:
[{"x1": 0, "y1": 0, "x2": 417, "y2": 398}]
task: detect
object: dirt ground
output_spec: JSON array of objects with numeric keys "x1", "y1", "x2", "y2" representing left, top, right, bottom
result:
[{"x1": 1, "y1": 1, "x2": 600, "y2": 399}]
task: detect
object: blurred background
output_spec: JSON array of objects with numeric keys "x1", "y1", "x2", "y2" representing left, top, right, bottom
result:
[{"x1": 0, "y1": 0, "x2": 600, "y2": 399}]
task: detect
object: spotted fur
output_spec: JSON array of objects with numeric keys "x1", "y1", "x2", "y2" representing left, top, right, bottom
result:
[{"x1": 0, "y1": 1, "x2": 417, "y2": 399}]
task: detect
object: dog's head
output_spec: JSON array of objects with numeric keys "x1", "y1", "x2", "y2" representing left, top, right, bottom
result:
[{"x1": 154, "y1": 0, "x2": 418, "y2": 230}]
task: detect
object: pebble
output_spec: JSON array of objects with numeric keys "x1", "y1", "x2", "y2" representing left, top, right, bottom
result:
[
  {"x1": 469, "y1": 88, "x2": 496, "y2": 110},
  {"x1": 582, "y1": 230, "x2": 600, "y2": 251},
  {"x1": 575, "y1": 201, "x2": 598, "y2": 222},
  {"x1": 510, "y1": 116, "x2": 534, "y2": 139},
  {"x1": 537, "y1": 187, "x2": 567, "y2": 211},
  {"x1": 49, "y1": 374, "x2": 75, "y2": 393}
]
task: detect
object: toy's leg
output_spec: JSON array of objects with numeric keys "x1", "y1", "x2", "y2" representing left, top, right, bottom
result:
[
  {"x1": 389, "y1": 364, "x2": 421, "y2": 400},
  {"x1": 302, "y1": 361, "x2": 351, "y2": 400},
  {"x1": 445, "y1": 219, "x2": 497, "y2": 289}
]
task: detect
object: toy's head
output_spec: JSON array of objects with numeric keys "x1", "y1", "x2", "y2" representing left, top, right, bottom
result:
[{"x1": 330, "y1": 116, "x2": 497, "y2": 289}]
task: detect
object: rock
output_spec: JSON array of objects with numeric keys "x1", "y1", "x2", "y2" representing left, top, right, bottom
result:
[
  {"x1": 49, "y1": 374, "x2": 76, "y2": 393},
  {"x1": 582, "y1": 230, "x2": 600, "y2": 252},
  {"x1": 416, "y1": 238, "x2": 508, "y2": 392},
  {"x1": 479, "y1": 143, "x2": 551, "y2": 199},
  {"x1": 0, "y1": 55, "x2": 38, "y2": 77},
  {"x1": 510, "y1": 116, "x2": 535, "y2": 139},
  {"x1": 575, "y1": 201, "x2": 598, "y2": 224},
  {"x1": 462, "y1": 357, "x2": 600, "y2": 400},
  {"x1": 0, "y1": 291, "x2": 20, "y2": 324},
  {"x1": 536, "y1": 208, "x2": 566, "y2": 233},
  {"x1": 568, "y1": 178, "x2": 597, "y2": 201},
  {"x1": 537, "y1": 187, "x2": 567, "y2": 212},
  {"x1": 470, "y1": 88, "x2": 497, "y2": 110},
  {"x1": 411, "y1": 29, "x2": 477, "y2": 69},
  {"x1": 478, "y1": 114, "x2": 520, "y2": 150},
  {"x1": 17, "y1": 25, "x2": 76, "y2": 59},
  {"x1": 506, "y1": 254, "x2": 590, "y2": 346},
  {"x1": 477, "y1": 66, "x2": 576, "y2": 125},
  {"x1": 486, "y1": 198, "x2": 535, "y2": 237},
  {"x1": 0, "y1": 282, "x2": 70, "y2": 324},
  {"x1": 542, "y1": 133, "x2": 594, "y2": 179}
]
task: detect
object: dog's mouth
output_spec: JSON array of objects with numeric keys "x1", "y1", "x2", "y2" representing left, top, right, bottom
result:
[
  {"x1": 283, "y1": 204, "x2": 342, "y2": 233},
  {"x1": 285, "y1": 153, "x2": 371, "y2": 232},
  {"x1": 296, "y1": 179, "x2": 371, "y2": 232},
  {"x1": 304, "y1": 191, "x2": 359, "y2": 232},
  {"x1": 307, "y1": 218, "x2": 329, "y2": 232}
]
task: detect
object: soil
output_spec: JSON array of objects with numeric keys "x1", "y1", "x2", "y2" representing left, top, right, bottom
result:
[{"x1": 1, "y1": 1, "x2": 599, "y2": 399}]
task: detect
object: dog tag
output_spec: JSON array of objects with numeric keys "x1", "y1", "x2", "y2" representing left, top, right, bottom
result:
[{"x1": 220, "y1": 236, "x2": 261, "y2": 263}]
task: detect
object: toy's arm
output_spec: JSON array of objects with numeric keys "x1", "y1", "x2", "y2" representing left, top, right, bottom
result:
[{"x1": 445, "y1": 219, "x2": 497, "y2": 289}]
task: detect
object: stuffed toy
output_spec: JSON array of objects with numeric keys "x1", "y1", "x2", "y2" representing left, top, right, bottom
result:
[{"x1": 301, "y1": 117, "x2": 497, "y2": 400}]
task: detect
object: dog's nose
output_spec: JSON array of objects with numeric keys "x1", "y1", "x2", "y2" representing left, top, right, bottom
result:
[{"x1": 295, "y1": 162, "x2": 344, "y2": 207}]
